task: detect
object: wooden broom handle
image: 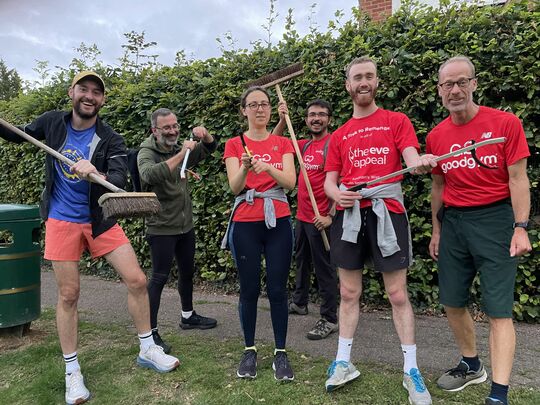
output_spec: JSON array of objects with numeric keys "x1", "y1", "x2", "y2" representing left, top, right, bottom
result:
[
  {"x1": 0, "y1": 117, "x2": 123, "y2": 193},
  {"x1": 274, "y1": 84, "x2": 330, "y2": 251}
]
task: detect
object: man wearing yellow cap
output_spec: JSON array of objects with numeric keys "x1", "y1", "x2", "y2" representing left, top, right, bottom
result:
[{"x1": 0, "y1": 71, "x2": 179, "y2": 405}]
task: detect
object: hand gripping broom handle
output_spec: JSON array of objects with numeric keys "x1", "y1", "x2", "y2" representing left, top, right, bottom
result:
[
  {"x1": 0, "y1": 117, "x2": 123, "y2": 193},
  {"x1": 274, "y1": 85, "x2": 331, "y2": 251},
  {"x1": 180, "y1": 133, "x2": 193, "y2": 179},
  {"x1": 348, "y1": 137, "x2": 506, "y2": 192}
]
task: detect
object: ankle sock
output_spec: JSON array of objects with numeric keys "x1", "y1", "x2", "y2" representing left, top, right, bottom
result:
[
  {"x1": 63, "y1": 352, "x2": 80, "y2": 375},
  {"x1": 336, "y1": 336, "x2": 353, "y2": 363},
  {"x1": 182, "y1": 310, "x2": 193, "y2": 319},
  {"x1": 244, "y1": 346, "x2": 257, "y2": 352},
  {"x1": 138, "y1": 331, "x2": 154, "y2": 351},
  {"x1": 462, "y1": 355, "x2": 481, "y2": 372},
  {"x1": 274, "y1": 348, "x2": 286, "y2": 356},
  {"x1": 488, "y1": 382, "x2": 509, "y2": 405},
  {"x1": 401, "y1": 344, "x2": 418, "y2": 373}
]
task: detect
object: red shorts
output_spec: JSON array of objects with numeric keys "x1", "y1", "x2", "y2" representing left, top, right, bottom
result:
[{"x1": 44, "y1": 218, "x2": 129, "y2": 261}]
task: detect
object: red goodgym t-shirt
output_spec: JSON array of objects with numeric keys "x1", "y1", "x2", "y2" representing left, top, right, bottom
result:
[
  {"x1": 223, "y1": 134, "x2": 295, "y2": 221},
  {"x1": 426, "y1": 106, "x2": 530, "y2": 207},
  {"x1": 296, "y1": 134, "x2": 332, "y2": 223}
]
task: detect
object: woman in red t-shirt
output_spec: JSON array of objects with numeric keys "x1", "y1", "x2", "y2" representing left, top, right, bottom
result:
[{"x1": 223, "y1": 86, "x2": 296, "y2": 381}]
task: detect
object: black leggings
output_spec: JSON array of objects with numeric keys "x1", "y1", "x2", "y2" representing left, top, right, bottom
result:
[
  {"x1": 229, "y1": 217, "x2": 293, "y2": 349},
  {"x1": 146, "y1": 230, "x2": 195, "y2": 329}
]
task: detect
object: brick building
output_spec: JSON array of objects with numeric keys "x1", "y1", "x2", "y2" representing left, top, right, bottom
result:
[{"x1": 358, "y1": 0, "x2": 508, "y2": 22}]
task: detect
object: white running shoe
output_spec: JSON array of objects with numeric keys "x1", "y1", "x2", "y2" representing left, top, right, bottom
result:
[
  {"x1": 403, "y1": 368, "x2": 432, "y2": 405},
  {"x1": 65, "y1": 370, "x2": 91, "y2": 405},
  {"x1": 325, "y1": 360, "x2": 360, "y2": 392},
  {"x1": 137, "y1": 344, "x2": 180, "y2": 373}
]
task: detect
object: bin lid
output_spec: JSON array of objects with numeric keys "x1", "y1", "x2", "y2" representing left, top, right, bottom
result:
[{"x1": 0, "y1": 204, "x2": 40, "y2": 220}]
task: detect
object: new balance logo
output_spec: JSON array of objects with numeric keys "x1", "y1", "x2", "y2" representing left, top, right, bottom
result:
[{"x1": 480, "y1": 132, "x2": 492, "y2": 139}]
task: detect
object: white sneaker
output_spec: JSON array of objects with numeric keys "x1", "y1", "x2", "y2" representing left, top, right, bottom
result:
[
  {"x1": 65, "y1": 370, "x2": 91, "y2": 405},
  {"x1": 137, "y1": 344, "x2": 180, "y2": 373},
  {"x1": 403, "y1": 368, "x2": 432, "y2": 405},
  {"x1": 325, "y1": 360, "x2": 360, "y2": 392}
]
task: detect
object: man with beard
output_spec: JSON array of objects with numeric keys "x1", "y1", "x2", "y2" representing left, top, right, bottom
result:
[
  {"x1": 323, "y1": 57, "x2": 436, "y2": 405},
  {"x1": 0, "y1": 71, "x2": 179, "y2": 405},
  {"x1": 285, "y1": 100, "x2": 339, "y2": 341},
  {"x1": 427, "y1": 56, "x2": 531, "y2": 405},
  {"x1": 137, "y1": 108, "x2": 217, "y2": 354}
]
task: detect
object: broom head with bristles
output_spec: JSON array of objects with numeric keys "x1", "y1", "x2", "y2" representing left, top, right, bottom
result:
[
  {"x1": 247, "y1": 62, "x2": 304, "y2": 89},
  {"x1": 98, "y1": 192, "x2": 161, "y2": 219}
]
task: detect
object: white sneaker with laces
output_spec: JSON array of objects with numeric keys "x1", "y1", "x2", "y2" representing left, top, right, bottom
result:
[
  {"x1": 65, "y1": 370, "x2": 91, "y2": 405},
  {"x1": 325, "y1": 360, "x2": 360, "y2": 392},
  {"x1": 137, "y1": 344, "x2": 180, "y2": 373},
  {"x1": 403, "y1": 368, "x2": 432, "y2": 405}
]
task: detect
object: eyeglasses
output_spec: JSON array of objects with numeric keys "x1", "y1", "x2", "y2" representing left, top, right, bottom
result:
[
  {"x1": 307, "y1": 112, "x2": 330, "y2": 118},
  {"x1": 246, "y1": 102, "x2": 271, "y2": 111},
  {"x1": 438, "y1": 77, "x2": 475, "y2": 91},
  {"x1": 155, "y1": 123, "x2": 179, "y2": 131}
]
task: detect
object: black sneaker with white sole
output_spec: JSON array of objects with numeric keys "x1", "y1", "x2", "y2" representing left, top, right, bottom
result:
[
  {"x1": 237, "y1": 349, "x2": 257, "y2": 379},
  {"x1": 179, "y1": 311, "x2": 217, "y2": 330},
  {"x1": 273, "y1": 351, "x2": 294, "y2": 381}
]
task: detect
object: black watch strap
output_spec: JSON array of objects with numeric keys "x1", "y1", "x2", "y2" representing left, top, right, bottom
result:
[{"x1": 513, "y1": 221, "x2": 529, "y2": 229}]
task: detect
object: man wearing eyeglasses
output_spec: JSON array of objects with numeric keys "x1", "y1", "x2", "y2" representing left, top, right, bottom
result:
[
  {"x1": 280, "y1": 99, "x2": 339, "y2": 341},
  {"x1": 137, "y1": 108, "x2": 218, "y2": 354},
  {"x1": 426, "y1": 56, "x2": 531, "y2": 405},
  {"x1": 323, "y1": 56, "x2": 436, "y2": 405}
]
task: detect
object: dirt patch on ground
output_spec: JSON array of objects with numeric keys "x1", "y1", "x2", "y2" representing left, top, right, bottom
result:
[{"x1": 0, "y1": 319, "x2": 52, "y2": 352}]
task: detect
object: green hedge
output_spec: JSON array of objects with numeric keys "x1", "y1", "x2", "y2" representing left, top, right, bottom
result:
[{"x1": 0, "y1": 1, "x2": 538, "y2": 320}]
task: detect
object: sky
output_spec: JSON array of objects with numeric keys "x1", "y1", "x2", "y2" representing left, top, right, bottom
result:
[{"x1": 0, "y1": 0, "x2": 356, "y2": 83}]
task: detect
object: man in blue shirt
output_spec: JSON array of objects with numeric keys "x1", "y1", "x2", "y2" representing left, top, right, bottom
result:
[{"x1": 0, "y1": 71, "x2": 179, "y2": 405}]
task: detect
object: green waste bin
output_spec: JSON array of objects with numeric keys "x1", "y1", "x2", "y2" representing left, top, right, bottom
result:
[{"x1": 0, "y1": 204, "x2": 41, "y2": 333}]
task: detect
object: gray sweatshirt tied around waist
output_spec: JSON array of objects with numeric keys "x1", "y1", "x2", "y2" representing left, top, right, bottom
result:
[
  {"x1": 341, "y1": 182, "x2": 413, "y2": 266},
  {"x1": 221, "y1": 186, "x2": 288, "y2": 250}
]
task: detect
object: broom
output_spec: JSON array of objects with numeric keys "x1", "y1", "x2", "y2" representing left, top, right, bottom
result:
[
  {"x1": 347, "y1": 137, "x2": 506, "y2": 191},
  {"x1": 248, "y1": 63, "x2": 331, "y2": 251},
  {"x1": 0, "y1": 117, "x2": 160, "y2": 219}
]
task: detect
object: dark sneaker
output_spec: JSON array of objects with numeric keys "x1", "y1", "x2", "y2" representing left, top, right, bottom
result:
[
  {"x1": 437, "y1": 360, "x2": 487, "y2": 392},
  {"x1": 152, "y1": 330, "x2": 171, "y2": 354},
  {"x1": 288, "y1": 302, "x2": 308, "y2": 315},
  {"x1": 306, "y1": 318, "x2": 338, "y2": 340},
  {"x1": 485, "y1": 398, "x2": 505, "y2": 405},
  {"x1": 237, "y1": 349, "x2": 257, "y2": 379},
  {"x1": 180, "y1": 311, "x2": 217, "y2": 330},
  {"x1": 272, "y1": 351, "x2": 294, "y2": 381}
]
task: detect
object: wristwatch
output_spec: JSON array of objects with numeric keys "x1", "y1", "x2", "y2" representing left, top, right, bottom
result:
[{"x1": 513, "y1": 221, "x2": 529, "y2": 229}]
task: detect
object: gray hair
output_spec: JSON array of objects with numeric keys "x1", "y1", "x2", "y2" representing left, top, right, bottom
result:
[
  {"x1": 438, "y1": 56, "x2": 476, "y2": 79},
  {"x1": 345, "y1": 56, "x2": 378, "y2": 78},
  {"x1": 150, "y1": 108, "x2": 175, "y2": 128}
]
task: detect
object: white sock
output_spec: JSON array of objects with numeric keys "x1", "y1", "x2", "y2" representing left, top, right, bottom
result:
[
  {"x1": 182, "y1": 310, "x2": 193, "y2": 319},
  {"x1": 336, "y1": 336, "x2": 353, "y2": 363},
  {"x1": 63, "y1": 352, "x2": 80, "y2": 375},
  {"x1": 402, "y1": 344, "x2": 418, "y2": 373},
  {"x1": 138, "y1": 331, "x2": 155, "y2": 351}
]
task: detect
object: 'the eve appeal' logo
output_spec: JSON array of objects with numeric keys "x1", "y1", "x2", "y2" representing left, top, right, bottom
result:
[
  {"x1": 348, "y1": 145, "x2": 390, "y2": 168},
  {"x1": 440, "y1": 140, "x2": 499, "y2": 173}
]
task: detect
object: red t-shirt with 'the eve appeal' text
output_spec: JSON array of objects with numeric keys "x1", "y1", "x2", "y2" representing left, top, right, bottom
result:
[{"x1": 325, "y1": 108, "x2": 420, "y2": 213}]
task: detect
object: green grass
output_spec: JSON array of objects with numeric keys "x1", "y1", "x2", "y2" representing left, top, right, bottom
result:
[{"x1": 1, "y1": 310, "x2": 539, "y2": 405}]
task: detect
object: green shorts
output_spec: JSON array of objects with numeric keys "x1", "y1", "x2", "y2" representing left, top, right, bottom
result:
[{"x1": 438, "y1": 201, "x2": 517, "y2": 318}]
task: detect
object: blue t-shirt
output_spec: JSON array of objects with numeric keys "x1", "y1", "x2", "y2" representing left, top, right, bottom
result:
[{"x1": 49, "y1": 122, "x2": 96, "y2": 223}]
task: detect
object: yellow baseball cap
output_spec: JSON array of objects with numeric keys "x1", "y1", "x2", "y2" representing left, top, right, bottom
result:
[{"x1": 71, "y1": 71, "x2": 105, "y2": 92}]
